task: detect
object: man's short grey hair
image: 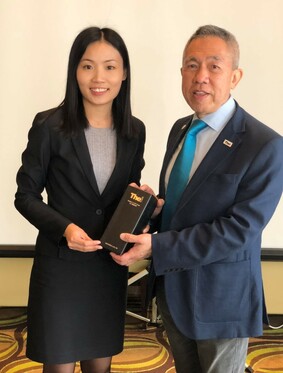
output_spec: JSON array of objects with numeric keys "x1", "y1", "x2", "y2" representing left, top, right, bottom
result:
[{"x1": 185, "y1": 25, "x2": 240, "y2": 69}]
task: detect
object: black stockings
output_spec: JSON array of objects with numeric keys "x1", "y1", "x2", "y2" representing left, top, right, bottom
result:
[
  {"x1": 43, "y1": 357, "x2": 112, "y2": 373},
  {"x1": 80, "y1": 357, "x2": 112, "y2": 373},
  {"x1": 43, "y1": 363, "x2": 75, "y2": 373}
]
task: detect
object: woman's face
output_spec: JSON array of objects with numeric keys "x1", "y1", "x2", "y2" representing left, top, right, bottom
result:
[{"x1": 76, "y1": 40, "x2": 126, "y2": 112}]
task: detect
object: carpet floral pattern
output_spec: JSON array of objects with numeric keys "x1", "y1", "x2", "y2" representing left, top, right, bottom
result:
[
  {"x1": 0, "y1": 308, "x2": 175, "y2": 373},
  {"x1": 0, "y1": 308, "x2": 282, "y2": 373},
  {"x1": 246, "y1": 326, "x2": 283, "y2": 373}
]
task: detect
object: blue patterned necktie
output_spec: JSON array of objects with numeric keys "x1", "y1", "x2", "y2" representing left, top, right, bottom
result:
[{"x1": 161, "y1": 119, "x2": 207, "y2": 231}]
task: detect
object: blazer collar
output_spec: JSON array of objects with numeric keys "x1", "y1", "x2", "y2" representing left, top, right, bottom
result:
[
  {"x1": 71, "y1": 130, "x2": 132, "y2": 199},
  {"x1": 163, "y1": 117, "x2": 193, "y2": 168},
  {"x1": 71, "y1": 131, "x2": 100, "y2": 195},
  {"x1": 171, "y1": 104, "x2": 246, "y2": 208},
  {"x1": 101, "y1": 135, "x2": 130, "y2": 199}
]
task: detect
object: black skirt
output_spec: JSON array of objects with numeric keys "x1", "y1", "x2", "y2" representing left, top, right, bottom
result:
[{"x1": 26, "y1": 251, "x2": 128, "y2": 364}]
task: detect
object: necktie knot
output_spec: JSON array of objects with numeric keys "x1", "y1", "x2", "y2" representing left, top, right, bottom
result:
[{"x1": 188, "y1": 119, "x2": 207, "y2": 136}]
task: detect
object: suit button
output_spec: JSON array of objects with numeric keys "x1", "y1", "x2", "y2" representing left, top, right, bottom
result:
[{"x1": 96, "y1": 209, "x2": 103, "y2": 215}]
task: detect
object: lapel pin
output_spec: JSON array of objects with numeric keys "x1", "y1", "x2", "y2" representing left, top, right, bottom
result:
[
  {"x1": 223, "y1": 139, "x2": 233, "y2": 147},
  {"x1": 181, "y1": 124, "x2": 187, "y2": 130}
]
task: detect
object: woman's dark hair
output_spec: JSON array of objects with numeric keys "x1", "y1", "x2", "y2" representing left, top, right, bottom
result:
[{"x1": 60, "y1": 27, "x2": 133, "y2": 138}]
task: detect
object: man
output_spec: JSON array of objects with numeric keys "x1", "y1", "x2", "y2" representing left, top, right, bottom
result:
[{"x1": 111, "y1": 25, "x2": 283, "y2": 372}]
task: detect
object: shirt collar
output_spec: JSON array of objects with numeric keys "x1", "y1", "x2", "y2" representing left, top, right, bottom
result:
[{"x1": 193, "y1": 96, "x2": 236, "y2": 132}]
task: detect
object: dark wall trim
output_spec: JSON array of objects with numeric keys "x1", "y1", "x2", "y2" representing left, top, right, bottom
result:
[
  {"x1": 261, "y1": 248, "x2": 283, "y2": 262},
  {"x1": 1, "y1": 245, "x2": 283, "y2": 260},
  {"x1": 0, "y1": 245, "x2": 35, "y2": 258}
]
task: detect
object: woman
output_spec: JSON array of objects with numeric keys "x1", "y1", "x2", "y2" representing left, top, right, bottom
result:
[{"x1": 15, "y1": 27, "x2": 145, "y2": 373}]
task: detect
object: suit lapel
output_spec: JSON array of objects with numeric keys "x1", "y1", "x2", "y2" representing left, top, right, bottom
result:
[
  {"x1": 101, "y1": 135, "x2": 127, "y2": 198},
  {"x1": 71, "y1": 131, "x2": 100, "y2": 195},
  {"x1": 160, "y1": 117, "x2": 192, "y2": 197},
  {"x1": 72, "y1": 130, "x2": 137, "y2": 203},
  {"x1": 178, "y1": 109, "x2": 245, "y2": 207}
]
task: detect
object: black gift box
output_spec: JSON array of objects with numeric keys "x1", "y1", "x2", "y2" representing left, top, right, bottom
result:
[{"x1": 101, "y1": 185, "x2": 157, "y2": 255}]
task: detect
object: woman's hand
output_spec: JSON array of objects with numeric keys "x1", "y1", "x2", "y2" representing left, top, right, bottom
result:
[{"x1": 64, "y1": 223, "x2": 102, "y2": 252}]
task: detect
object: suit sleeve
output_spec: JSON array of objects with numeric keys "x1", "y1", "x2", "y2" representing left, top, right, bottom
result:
[
  {"x1": 152, "y1": 135, "x2": 283, "y2": 275},
  {"x1": 14, "y1": 114, "x2": 71, "y2": 241}
]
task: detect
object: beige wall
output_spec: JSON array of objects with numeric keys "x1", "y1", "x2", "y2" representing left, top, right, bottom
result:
[
  {"x1": 0, "y1": 258, "x2": 32, "y2": 306},
  {"x1": 262, "y1": 261, "x2": 283, "y2": 314},
  {"x1": 1, "y1": 258, "x2": 282, "y2": 315},
  {"x1": 1, "y1": 0, "x2": 282, "y2": 247}
]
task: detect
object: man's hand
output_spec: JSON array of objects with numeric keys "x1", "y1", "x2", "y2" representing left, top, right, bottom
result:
[
  {"x1": 64, "y1": 223, "x2": 102, "y2": 252},
  {"x1": 129, "y1": 182, "x2": 165, "y2": 219},
  {"x1": 110, "y1": 233, "x2": 152, "y2": 266}
]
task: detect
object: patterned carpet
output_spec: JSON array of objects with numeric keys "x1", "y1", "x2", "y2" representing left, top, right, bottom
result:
[
  {"x1": 246, "y1": 321, "x2": 283, "y2": 373},
  {"x1": 0, "y1": 308, "x2": 282, "y2": 373}
]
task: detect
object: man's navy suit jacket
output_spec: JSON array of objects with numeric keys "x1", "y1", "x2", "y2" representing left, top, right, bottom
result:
[{"x1": 151, "y1": 103, "x2": 283, "y2": 340}]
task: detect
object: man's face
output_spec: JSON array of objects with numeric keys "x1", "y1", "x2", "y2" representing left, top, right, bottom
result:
[{"x1": 181, "y1": 36, "x2": 242, "y2": 118}]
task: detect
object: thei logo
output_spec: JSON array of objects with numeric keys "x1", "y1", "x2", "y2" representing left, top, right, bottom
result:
[{"x1": 130, "y1": 192, "x2": 144, "y2": 203}]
